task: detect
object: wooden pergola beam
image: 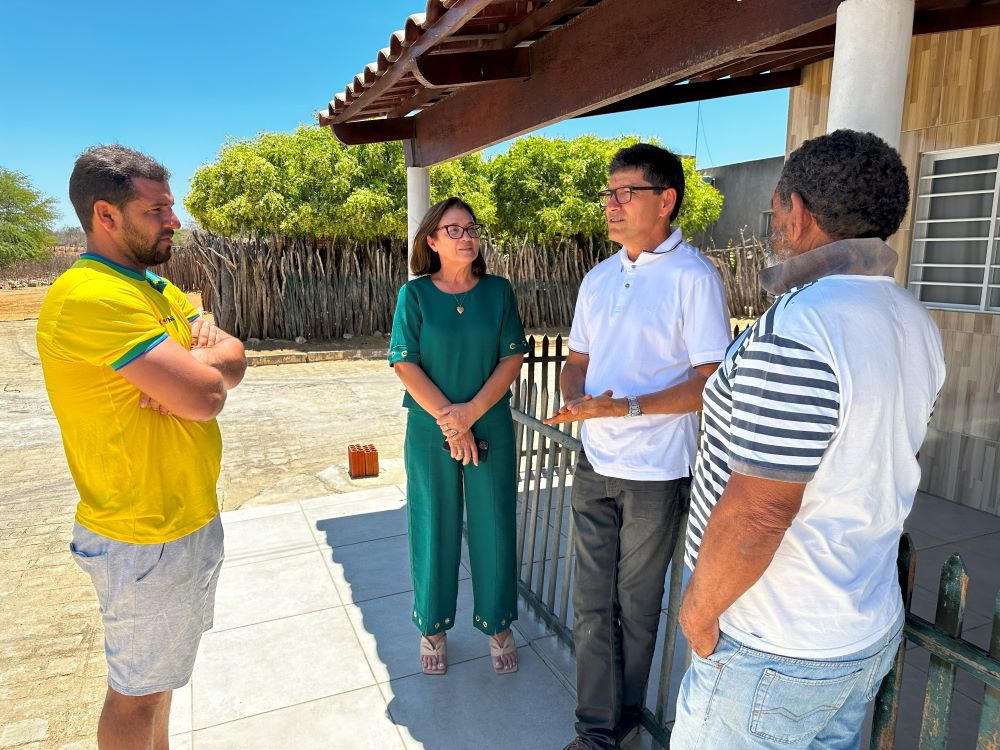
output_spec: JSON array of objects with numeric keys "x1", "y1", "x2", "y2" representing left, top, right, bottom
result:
[
  {"x1": 578, "y1": 69, "x2": 803, "y2": 119},
  {"x1": 913, "y1": 4, "x2": 1000, "y2": 34},
  {"x1": 405, "y1": 0, "x2": 841, "y2": 166},
  {"x1": 413, "y1": 48, "x2": 531, "y2": 88},
  {"x1": 491, "y1": 0, "x2": 588, "y2": 49},
  {"x1": 331, "y1": 118, "x2": 416, "y2": 146}
]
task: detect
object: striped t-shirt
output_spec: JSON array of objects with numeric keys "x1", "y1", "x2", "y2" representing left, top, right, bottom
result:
[
  {"x1": 686, "y1": 283, "x2": 840, "y2": 566},
  {"x1": 684, "y1": 266, "x2": 944, "y2": 658}
]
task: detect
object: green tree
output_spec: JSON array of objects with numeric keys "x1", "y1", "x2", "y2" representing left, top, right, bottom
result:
[
  {"x1": 677, "y1": 156, "x2": 724, "y2": 239},
  {"x1": 0, "y1": 168, "x2": 58, "y2": 266},
  {"x1": 490, "y1": 135, "x2": 635, "y2": 241},
  {"x1": 186, "y1": 128, "x2": 490, "y2": 242},
  {"x1": 490, "y1": 134, "x2": 723, "y2": 240},
  {"x1": 185, "y1": 127, "x2": 353, "y2": 238},
  {"x1": 185, "y1": 129, "x2": 721, "y2": 242},
  {"x1": 430, "y1": 153, "x2": 496, "y2": 229}
]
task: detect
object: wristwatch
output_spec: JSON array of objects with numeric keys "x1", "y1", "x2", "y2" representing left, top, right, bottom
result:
[{"x1": 626, "y1": 395, "x2": 642, "y2": 418}]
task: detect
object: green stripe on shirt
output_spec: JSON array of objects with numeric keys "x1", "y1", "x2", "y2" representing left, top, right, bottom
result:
[{"x1": 110, "y1": 332, "x2": 169, "y2": 370}]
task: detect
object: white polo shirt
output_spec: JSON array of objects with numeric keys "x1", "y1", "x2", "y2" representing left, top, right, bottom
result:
[{"x1": 568, "y1": 229, "x2": 731, "y2": 480}]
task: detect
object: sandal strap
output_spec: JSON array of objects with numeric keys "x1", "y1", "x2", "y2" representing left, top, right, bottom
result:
[
  {"x1": 489, "y1": 633, "x2": 516, "y2": 657},
  {"x1": 420, "y1": 635, "x2": 446, "y2": 657}
]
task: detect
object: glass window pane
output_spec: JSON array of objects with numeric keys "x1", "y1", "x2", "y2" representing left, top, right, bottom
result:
[
  {"x1": 923, "y1": 220, "x2": 991, "y2": 239},
  {"x1": 916, "y1": 284, "x2": 983, "y2": 306},
  {"x1": 914, "y1": 239, "x2": 988, "y2": 265},
  {"x1": 932, "y1": 153, "x2": 998, "y2": 175},
  {"x1": 909, "y1": 266, "x2": 985, "y2": 285},
  {"x1": 927, "y1": 193, "x2": 995, "y2": 220},
  {"x1": 912, "y1": 148, "x2": 1000, "y2": 311},
  {"x1": 928, "y1": 173, "x2": 998, "y2": 193}
]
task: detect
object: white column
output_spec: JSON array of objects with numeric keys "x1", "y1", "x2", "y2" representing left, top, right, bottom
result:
[
  {"x1": 406, "y1": 166, "x2": 430, "y2": 280},
  {"x1": 826, "y1": 0, "x2": 914, "y2": 147}
]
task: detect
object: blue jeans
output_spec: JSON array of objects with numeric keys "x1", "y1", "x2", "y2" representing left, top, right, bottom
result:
[{"x1": 671, "y1": 612, "x2": 904, "y2": 749}]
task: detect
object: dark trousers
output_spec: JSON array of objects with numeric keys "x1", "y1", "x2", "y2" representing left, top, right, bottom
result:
[{"x1": 571, "y1": 453, "x2": 687, "y2": 749}]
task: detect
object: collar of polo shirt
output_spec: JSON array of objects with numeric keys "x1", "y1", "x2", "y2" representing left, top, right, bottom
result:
[{"x1": 619, "y1": 227, "x2": 683, "y2": 269}]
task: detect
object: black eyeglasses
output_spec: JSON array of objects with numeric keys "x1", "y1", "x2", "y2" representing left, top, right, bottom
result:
[
  {"x1": 597, "y1": 186, "x2": 667, "y2": 207},
  {"x1": 434, "y1": 223, "x2": 484, "y2": 239}
]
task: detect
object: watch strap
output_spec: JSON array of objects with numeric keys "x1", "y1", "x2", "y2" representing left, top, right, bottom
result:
[{"x1": 626, "y1": 395, "x2": 642, "y2": 418}]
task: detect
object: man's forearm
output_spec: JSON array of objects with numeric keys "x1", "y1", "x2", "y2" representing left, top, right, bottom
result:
[
  {"x1": 190, "y1": 339, "x2": 247, "y2": 389},
  {"x1": 683, "y1": 476, "x2": 800, "y2": 628},
  {"x1": 560, "y1": 362, "x2": 587, "y2": 402},
  {"x1": 636, "y1": 372, "x2": 709, "y2": 416}
]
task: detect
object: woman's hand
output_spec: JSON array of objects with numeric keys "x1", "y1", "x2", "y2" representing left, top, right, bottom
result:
[
  {"x1": 446, "y1": 430, "x2": 479, "y2": 466},
  {"x1": 436, "y1": 402, "x2": 481, "y2": 439}
]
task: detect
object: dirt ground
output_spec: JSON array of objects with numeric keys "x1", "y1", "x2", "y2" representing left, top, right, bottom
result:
[
  {"x1": 0, "y1": 287, "x2": 55, "y2": 321},
  {"x1": 0, "y1": 286, "x2": 204, "y2": 323}
]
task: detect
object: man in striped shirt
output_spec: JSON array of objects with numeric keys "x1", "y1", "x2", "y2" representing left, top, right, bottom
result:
[{"x1": 672, "y1": 130, "x2": 946, "y2": 749}]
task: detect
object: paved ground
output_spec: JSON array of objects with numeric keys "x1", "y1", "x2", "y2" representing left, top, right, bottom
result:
[{"x1": 3, "y1": 313, "x2": 999, "y2": 749}]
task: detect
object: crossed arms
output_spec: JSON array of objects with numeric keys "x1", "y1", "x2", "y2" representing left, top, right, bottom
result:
[{"x1": 119, "y1": 318, "x2": 247, "y2": 421}]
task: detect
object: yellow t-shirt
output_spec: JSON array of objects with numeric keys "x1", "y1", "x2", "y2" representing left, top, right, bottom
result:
[{"x1": 36, "y1": 254, "x2": 222, "y2": 544}]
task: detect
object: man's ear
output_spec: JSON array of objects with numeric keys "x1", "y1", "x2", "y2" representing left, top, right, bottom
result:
[
  {"x1": 93, "y1": 200, "x2": 120, "y2": 233},
  {"x1": 787, "y1": 192, "x2": 812, "y2": 243},
  {"x1": 660, "y1": 187, "x2": 677, "y2": 222}
]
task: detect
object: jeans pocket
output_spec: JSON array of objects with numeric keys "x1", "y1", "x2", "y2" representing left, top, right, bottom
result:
[
  {"x1": 750, "y1": 667, "x2": 864, "y2": 745},
  {"x1": 864, "y1": 628, "x2": 904, "y2": 700}
]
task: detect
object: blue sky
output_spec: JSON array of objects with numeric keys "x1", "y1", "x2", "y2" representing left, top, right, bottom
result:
[{"x1": 0, "y1": 0, "x2": 789, "y2": 227}]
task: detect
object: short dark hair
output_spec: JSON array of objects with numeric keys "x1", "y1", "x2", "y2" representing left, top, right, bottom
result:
[
  {"x1": 776, "y1": 129, "x2": 910, "y2": 241},
  {"x1": 410, "y1": 197, "x2": 487, "y2": 277},
  {"x1": 608, "y1": 143, "x2": 685, "y2": 222},
  {"x1": 69, "y1": 145, "x2": 170, "y2": 232}
]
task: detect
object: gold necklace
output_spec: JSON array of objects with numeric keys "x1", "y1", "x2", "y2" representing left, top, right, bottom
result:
[{"x1": 453, "y1": 290, "x2": 469, "y2": 314}]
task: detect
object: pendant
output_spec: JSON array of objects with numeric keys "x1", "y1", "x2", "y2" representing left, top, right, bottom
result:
[{"x1": 456, "y1": 306, "x2": 465, "y2": 314}]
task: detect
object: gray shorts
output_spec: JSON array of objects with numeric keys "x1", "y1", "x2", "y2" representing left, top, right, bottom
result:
[{"x1": 70, "y1": 515, "x2": 224, "y2": 696}]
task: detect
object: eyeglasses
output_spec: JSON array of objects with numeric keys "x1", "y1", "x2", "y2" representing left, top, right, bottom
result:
[
  {"x1": 434, "y1": 223, "x2": 484, "y2": 239},
  {"x1": 597, "y1": 186, "x2": 667, "y2": 207}
]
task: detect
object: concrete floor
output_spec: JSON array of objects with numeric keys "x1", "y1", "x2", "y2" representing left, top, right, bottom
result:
[{"x1": 156, "y1": 485, "x2": 1000, "y2": 750}]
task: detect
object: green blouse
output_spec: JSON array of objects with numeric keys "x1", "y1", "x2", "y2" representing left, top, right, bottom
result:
[{"x1": 388, "y1": 274, "x2": 529, "y2": 415}]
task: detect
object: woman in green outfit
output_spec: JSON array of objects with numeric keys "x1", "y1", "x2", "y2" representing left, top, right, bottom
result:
[{"x1": 389, "y1": 197, "x2": 528, "y2": 676}]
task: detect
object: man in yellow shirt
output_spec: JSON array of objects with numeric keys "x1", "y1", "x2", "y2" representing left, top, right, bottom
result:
[{"x1": 36, "y1": 145, "x2": 246, "y2": 749}]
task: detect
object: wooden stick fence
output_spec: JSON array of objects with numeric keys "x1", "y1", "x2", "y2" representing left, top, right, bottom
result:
[
  {"x1": 185, "y1": 230, "x2": 762, "y2": 340},
  {"x1": 702, "y1": 232, "x2": 771, "y2": 318},
  {"x1": 189, "y1": 231, "x2": 407, "y2": 340}
]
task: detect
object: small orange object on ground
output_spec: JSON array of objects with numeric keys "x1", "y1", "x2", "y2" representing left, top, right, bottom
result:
[{"x1": 348, "y1": 444, "x2": 379, "y2": 478}]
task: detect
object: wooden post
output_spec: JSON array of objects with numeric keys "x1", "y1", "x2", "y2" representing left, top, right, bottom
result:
[
  {"x1": 976, "y1": 592, "x2": 1000, "y2": 747},
  {"x1": 918, "y1": 553, "x2": 969, "y2": 749}
]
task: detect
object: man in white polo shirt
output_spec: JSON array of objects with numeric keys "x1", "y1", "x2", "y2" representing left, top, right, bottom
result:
[
  {"x1": 547, "y1": 143, "x2": 731, "y2": 750},
  {"x1": 673, "y1": 130, "x2": 946, "y2": 748}
]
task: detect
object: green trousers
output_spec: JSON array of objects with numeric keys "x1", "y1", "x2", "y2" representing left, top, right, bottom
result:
[{"x1": 404, "y1": 406, "x2": 518, "y2": 637}]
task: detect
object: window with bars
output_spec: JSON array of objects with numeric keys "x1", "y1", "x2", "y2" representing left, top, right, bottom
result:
[{"x1": 908, "y1": 144, "x2": 1000, "y2": 312}]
